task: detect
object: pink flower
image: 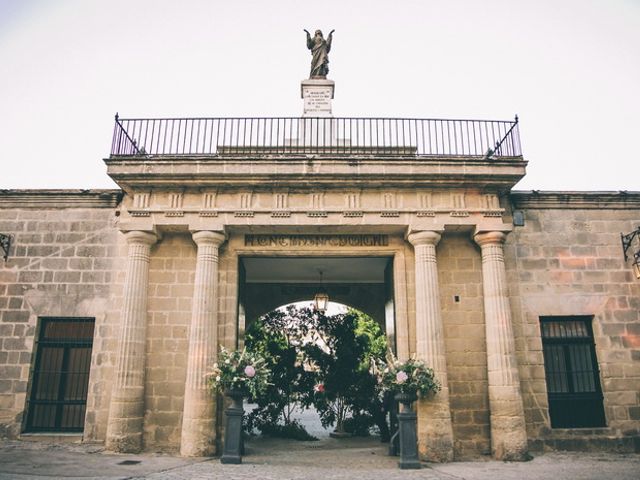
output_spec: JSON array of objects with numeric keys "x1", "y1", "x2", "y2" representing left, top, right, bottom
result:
[
  {"x1": 396, "y1": 371, "x2": 409, "y2": 384},
  {"x1": 314, "y1": 383, "x2": 325, "y2": 393},
  {"x1": 244, "y1": 365, "x2": 256, "y2": 378}
]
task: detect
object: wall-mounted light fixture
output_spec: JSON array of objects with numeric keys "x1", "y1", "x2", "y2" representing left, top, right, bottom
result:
[
  {"x1": 0, "y1": 233, "x2": 11, "y2": 261},
  {"x1": 313, "y1": 270, "x2": 329, "y2": 312},
  {"x1": 621, "y1": 226, "x2": 640, "y2": 279}
]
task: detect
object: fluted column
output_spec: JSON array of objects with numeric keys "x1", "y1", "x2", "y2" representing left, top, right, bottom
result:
[
  {"x1": 407, "y1": 231, "x2": 454, "y2": 462},
  {"x1": 180, "y1": 231, "x2": 226, "y2": 457},
  {"x1": 474, "y1": 231, "x2": 529, "y2": 461},
  {"x1": 106, "y1": 230, "x2": 157, "y2": 453}
]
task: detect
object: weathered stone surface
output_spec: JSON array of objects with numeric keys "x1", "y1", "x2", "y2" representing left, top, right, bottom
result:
[{"x1": 0, "y1": 187, "x2": 638, "y2": 460}]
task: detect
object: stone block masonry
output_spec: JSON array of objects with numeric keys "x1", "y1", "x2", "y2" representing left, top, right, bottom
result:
[
  {"x1": 508, "y1": 193, "x2": 640, "y2": 452},
  {"x1": 0, "y1": 191, "x2": 123, "y2": 439}
]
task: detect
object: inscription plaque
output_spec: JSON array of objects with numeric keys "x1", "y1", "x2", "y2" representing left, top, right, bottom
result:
[{"x1": 244, "y1": 234, "x2": 389, "y2": 247}]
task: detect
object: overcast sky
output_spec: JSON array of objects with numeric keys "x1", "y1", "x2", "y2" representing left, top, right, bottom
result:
[{"x1": 1, "y1": 0, "x2": 638, "y2": 191}]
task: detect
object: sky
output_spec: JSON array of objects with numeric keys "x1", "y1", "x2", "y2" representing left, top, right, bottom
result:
[{"x1": 1, "y1": 0, "x2": 639, "y2": 191}]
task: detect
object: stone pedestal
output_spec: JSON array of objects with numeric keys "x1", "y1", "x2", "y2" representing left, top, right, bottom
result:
[
  {"x1": 106, "y1": 230, "x2": 157, "y2": 453},
  {"x1": 301, "y1": 78, "x2": 334, "y2": 117},
  {"x1": 180, "y1": 231, "x2": 226, "y2": 457},
  {"x1": 298, "y1": 79, "x2": 338, "y2": 148},
  {"x1": 407, "y1": 231, "x2": 454, "y2": 462},
  {"x1": 474, "y1": 231, "x2": 529, "y2": 461}
]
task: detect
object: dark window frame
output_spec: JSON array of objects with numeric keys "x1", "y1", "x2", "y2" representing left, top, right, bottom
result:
[
  {"x1": 540, "y1": 315, "x2": 606, "y2": 428},
  {"x1": 23, "y1": 317, "x2": 95, "y2": 433}
]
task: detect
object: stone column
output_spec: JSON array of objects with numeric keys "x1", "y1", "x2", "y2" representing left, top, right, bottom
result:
[
  {"x1": 180, "y1": 231, "x2": 226, "y2": 457},
  {"x1": 106, "y1": 230, "x2": 157, "y2": 453},
  {"x1": 407, "y1": 231, "x2": 454, "y2": 462},
  {"x1": 474, "y1": 231, "x2": 529, "y2": 461}
]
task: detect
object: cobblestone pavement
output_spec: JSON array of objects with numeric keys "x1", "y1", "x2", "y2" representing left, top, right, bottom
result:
[{"x1": 2, "y1": 435, "x2": 639, "y2": 480}]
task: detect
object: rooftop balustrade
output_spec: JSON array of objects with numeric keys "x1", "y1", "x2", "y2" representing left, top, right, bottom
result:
[{"x1": 110, "y1": 116, "x2": 522, "y2": 159}]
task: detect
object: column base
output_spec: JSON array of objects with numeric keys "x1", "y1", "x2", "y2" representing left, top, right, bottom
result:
[
  {"x1": 490, "y1": 415, "x2": 530, "y2": 461},
  {"x1": 180, "y1": 391, "x2": 216, "y2": 457},
  {"x1": 180, "y1": 417, "x2": 216, "y2": 457},
  {"x1": 417, "y1": 396, "x2": 455, "y2": 462},
  {"x1": 105, "y1": 399, "x2": 144, "y2": 453},
  {"x1": 105, "y1": 432, "x2": 143, "y2": 454}
]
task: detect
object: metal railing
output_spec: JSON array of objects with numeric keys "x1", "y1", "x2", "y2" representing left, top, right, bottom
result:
[{"x1": 110, "y1": 115, "x2": 521, "y2": 158}]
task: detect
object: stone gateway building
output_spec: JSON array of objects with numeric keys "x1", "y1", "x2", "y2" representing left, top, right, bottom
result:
[{"x1": 1, "y1": 77, "x2": 639, "y2": 462}]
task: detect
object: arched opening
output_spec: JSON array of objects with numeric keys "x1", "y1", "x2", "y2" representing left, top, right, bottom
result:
[
  {"x1": 243, "y1": 302, "x2": 391, "y2": 444},
  {"x1": 238, "y1": 256, "x2": 396, "y2": 353},
  {"x1": 235, "y1": 255, "x2": 398, "y2": 457}
]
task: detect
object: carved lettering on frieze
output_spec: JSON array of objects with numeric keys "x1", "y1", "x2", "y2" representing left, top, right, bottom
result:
[{"x1": 244, "y1": 234, "x2": 389, "y2": 248}]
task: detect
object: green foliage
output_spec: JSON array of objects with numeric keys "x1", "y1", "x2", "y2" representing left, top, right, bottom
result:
[
  {"x1": 244, "y1": 305, "x2": 316, "y2": 433},
  {"x1": 343, "y1": 412, "x2": 375, "y2": 436},
  {"x1": 208, "y1": 347, "x2": 270, "y2": 398},
  {"x1": 244, "y1": 304, "x2": 389, "y2": 437},
  {"x1": 303, "y1": 309, "x2": 387, "y2": 434},
  {"x1": 379, "y1": 356, "x2": 441, "y2": 397},
  {"x1": 258, "y1": 420, "x2": 318, "y2": 441}
]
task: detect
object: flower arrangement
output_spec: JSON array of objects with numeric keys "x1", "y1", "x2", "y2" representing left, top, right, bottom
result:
[
  {"x1": 208, "y1": 347, "x2": 270, "y2": 398},
  {"x1": 379, "y1": 356, "x2": 441, "y2": 397}
]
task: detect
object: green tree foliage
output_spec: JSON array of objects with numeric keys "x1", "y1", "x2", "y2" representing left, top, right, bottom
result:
[
  {"x1": 305, "y1": 308, "x2": 387, "y2": 435},
  {"x1": 245, "y1": 304, "x2": 389, "y2": 438},
  {"x1": 244, "y1": 305, "x2": 316, "y2": 434}
]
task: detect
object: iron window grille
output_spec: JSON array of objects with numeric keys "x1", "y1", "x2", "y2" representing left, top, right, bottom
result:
[
  {"x1": 24, "y1": 318, "x2": 95, "y2": 433},
  {"x1": 540, "y1": 316, "x2": 606, "y2": 428}
]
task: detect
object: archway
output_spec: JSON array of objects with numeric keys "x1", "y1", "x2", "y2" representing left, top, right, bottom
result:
[
  {"x1": 237, "y1": 256, "x2": 397, "y2": 353},
  {"x1": 235, "y1": 255, "x2": 398, "y2": 459},
  {"x1": 244, "y1": 302, "x2": 390, "y2": 440}
]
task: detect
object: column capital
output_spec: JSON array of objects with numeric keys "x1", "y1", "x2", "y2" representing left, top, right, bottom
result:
[
  {"x1": 474, "y1": 230, "x2": 508, "y2": 247},
  {"x1": 407, "y1": 230, "x2": 442, "y2": 247},
  {"x1": 123, "y1": 230, "x2": 158, "y2": 246},
  {"x1": 191, "y1": 230, "x2": 226, "y2": 247}
]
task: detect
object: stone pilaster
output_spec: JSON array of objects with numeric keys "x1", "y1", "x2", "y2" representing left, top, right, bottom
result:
[
  {"x1": 180, "y1": 231, "x2": 226, "y2": 457},
  {"x1": 474, "y1": 231, "x2": 529, "y2": 461},
  {"x1": 407, "y1": 231, "x2": 454, "y2": 462},
  {"x1": 106, "y1": 230, "x2": 157, "y2": 453}
]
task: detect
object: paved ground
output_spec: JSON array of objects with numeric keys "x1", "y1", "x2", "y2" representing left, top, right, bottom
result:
[{"x1": 1, "y1": 435, "x2": 639, "y2": 480}]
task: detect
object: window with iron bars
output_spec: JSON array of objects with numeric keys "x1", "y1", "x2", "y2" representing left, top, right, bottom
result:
[
  {"x1": 540, "y1": 316, "x2": 606, "y2": 428},
  {"x1": 24, "y1": 317, "x2": 95, "y2": 433}
]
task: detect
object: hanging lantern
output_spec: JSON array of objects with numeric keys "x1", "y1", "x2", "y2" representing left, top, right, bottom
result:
[
  {"x1": 314, "y1": 287, "x2": 329, "y2": 312},
  {"x1": 633, "y1": 256, "x2": 640, "y2": 279},
  {"x1": 313, "y1": 270, "x2": 329, "y2": 312}
]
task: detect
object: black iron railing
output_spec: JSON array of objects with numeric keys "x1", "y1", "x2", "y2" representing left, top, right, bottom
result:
[{"x1": 110, "y1": 115, "x2": 521, "y2": 158}]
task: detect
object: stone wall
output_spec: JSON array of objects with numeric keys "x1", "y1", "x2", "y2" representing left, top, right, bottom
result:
[
  {"x1": 438, "y1": 233, "x2": 490, "y2": 458},
  {"x1": 144, "y1": 233, "x2": 195, "y2": 451},
  {"x1": 1, "y1": 188, "x2": 638, "y2": 457},
  {"x1": 0, "y1": 191, "x2": 122, "y2": 438},
  {"x1": 508, "y1": 192, "x2": 640, "y2": 452}
]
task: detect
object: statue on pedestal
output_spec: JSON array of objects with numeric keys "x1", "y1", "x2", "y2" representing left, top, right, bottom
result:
[{"x1": 304, "y1": 29, "x2": 334, "y2": 78}]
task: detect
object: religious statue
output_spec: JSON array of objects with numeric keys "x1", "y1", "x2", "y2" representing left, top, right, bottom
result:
[{"x1": 304, "y1": 29, "x2": 335, "y2": 78}]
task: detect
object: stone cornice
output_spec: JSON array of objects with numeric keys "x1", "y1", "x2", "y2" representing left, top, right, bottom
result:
[
  {"x1": 104, "y1": 156, "x2": 527, "y2": 192},
  {"x1": 0, "y1": 189, "x2": 123, "y2": 208},
  {"x1": 510, "y1": 191, "x2": 640, "y2": 209}
]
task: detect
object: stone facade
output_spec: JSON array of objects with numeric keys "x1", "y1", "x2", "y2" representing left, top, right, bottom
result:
[
  {"x1": 0, "y1": 186, "x2": 639, "y2": 460},
  {"x1": 0, "y1": 191, "x2": 123, "y2": 438}
]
